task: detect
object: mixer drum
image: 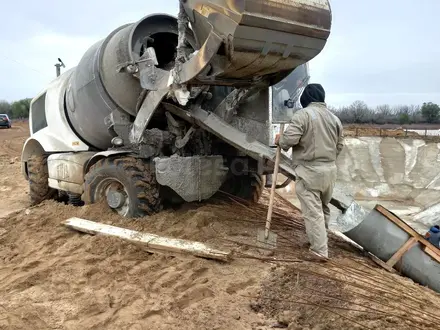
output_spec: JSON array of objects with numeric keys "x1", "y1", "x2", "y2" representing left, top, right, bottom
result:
[
  {"x1": 65, "y1": 14, "x2": 180, "y2": 150},
  {"x1": 63, "y1": 2, "x2": 332, "y2": 150}
]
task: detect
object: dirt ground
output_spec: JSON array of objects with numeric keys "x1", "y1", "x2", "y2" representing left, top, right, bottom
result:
[
  {"x1": 0, "y1": 121, "x2": 29, "y2": 218},
  {"x1": 1, "y1": 122, "x2": 440, "y2": 329},
  {"x1": 343, "y1": 125, "x2": 422, "y2": 138}
]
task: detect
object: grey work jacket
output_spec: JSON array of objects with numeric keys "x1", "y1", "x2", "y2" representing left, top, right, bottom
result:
[{"x1": 279, "y1": 102, "x2": 344, "y2": 166}]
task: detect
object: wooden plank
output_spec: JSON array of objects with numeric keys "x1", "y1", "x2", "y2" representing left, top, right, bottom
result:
[
  {"x1": 367, "y1": 252, "x2": 398, "y2": 274},
  {"x1": 63, "y1": 217, "x2": 231, "y2": 262},
  {"x1": 423, "y1": 242, "x2": 440, "y2": 261},
  {"x1": 375, "y1": 204, "x2": 440, "y2": 262},
  {"x1": 423, "y1": 245, "x2": 440, "y2": 263},
  {"x1": 386, "y1": 237, "x2": 418, "y2": 267},
  {"x1": 375, "y1": 205, "x2": 422, "y2": 240}
]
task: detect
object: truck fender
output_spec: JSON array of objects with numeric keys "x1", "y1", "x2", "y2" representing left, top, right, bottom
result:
[
  {"x1": 21, "y1": 135, "x2": 89, "y2": 180},
  {"x1": 21, "y1": 138, "x2": 46, "y2": 180},
  {"x1": 84, "y1": 150, "x2": 133, "y2": 175}
]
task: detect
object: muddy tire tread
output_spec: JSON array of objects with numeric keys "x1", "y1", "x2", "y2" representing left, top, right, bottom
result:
[
  {"x1": 27, "y1": 155, "x2": 56, "y2": 205},
  {"x1": 83, "y1": 157, "x2": 161, "y2": 217}
]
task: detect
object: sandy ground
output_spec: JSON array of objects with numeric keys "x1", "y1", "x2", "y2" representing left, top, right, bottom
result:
[
  {"x1": 0, "y1": 122, "x2": 29, "y2": 218},
  {"x1": 343, "y1": 126, "x2": 422, "y2": 138},
  {"x1": 1, "y1": 122, "x2": 440, "y2": 329},
  {"x1": 344, "y1": 125, "x2": 440, "y2": 141}
]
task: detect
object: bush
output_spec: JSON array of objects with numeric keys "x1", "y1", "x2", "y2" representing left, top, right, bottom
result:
[
  {"x1": 329, "y1": 101, "x2": 428, "y2": 125},
  {"x1": 0, "y1": 98, "x2": 31, "y2": 119}
]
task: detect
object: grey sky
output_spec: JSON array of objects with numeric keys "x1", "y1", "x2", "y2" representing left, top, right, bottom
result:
[{"x1": 1, "y1": 0, "x2": 439, "y2": 107}]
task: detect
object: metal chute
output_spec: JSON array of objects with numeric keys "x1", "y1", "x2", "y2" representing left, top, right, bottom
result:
[{"x1": 181, "y1": 0, "x2": 331, "y2": 81}]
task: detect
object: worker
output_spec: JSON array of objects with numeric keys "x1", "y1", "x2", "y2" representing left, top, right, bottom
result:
[
  {"x1": 274, "y1": 83, "x2": 344, "y2": 260},
  {"x1": 425, "y1": 225, "x2": 440, "y2": 248}
]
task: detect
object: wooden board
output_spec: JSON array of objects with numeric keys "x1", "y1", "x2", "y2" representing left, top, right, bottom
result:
[
  {"x1": 386, "y1": 237, "x2": 418, "y2": 267},
  {"x1": 64, "y1": 217, "x2": 231, "y2": 262},
  {"x1": 423, "y1": 245, "x2": 440, "y2": 263},
  {"x1": 375, "y1": 204, "x2": 440, "y2": 264},
  {"x1": 366, "y1": 251, "x2": 398, "y2": 274},
  {"x1": 375, "y1": 205, "x2": 422, "y2": 240}
]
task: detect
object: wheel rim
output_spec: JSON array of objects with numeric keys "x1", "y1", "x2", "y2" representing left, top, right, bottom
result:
[{"x1": 94, "y1": 178, "x2": 130, "y2": 216}]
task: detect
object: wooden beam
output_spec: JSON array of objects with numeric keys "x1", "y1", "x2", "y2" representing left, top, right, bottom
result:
[
  {"x1": 375, "y1": 205, "x2": 422, "y2": 240},
  {"x1": 63, "y1": 217, "x2": 231, "y2": 262},
  {"x1": 423, "y1": 245, "x2": 440, "y2": 263},
  {"x1": 386, "y1": 237, "x2": 418, "y2": 267},
  {"x1": 368, "y1": 252, "x2": 398, "y2": 274},
  {"x1": 375, "y1": 204, "x2": 440, "y2": 261}
]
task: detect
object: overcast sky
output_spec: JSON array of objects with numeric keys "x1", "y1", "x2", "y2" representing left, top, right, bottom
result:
[{"x1": 1, "y1": 0, "x2": 439, "y2": 107}]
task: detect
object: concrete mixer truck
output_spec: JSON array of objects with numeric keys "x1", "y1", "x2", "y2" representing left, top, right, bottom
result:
[{"x1": 21, "y1": 0, "x2": 332, "y2": 217}]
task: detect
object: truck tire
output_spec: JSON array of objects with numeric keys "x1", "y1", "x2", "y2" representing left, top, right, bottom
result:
[
  {"x1": 27, "y1": 155, "x2": 57, "y2": 205},
  {"x1": 220, "y1": 172, "x2": 263, "y2": 203},
  {"x1": 83, "y1": 157, "x2": 161, "y2": 218}
]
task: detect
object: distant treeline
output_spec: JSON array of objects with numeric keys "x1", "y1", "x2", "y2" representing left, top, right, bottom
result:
[
  {"x1": 1, "y1": 97, "x2": 440, "y2": 125},
  {"x1": 0, "y1": 99, "x2": 31, "y2": 119},
  {"x1": 329, "y1": 101, "x2": 440, "y2": 125}
]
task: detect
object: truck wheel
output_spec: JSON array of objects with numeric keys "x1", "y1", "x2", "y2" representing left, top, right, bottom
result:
[
  {"x1": 27, "y1": 155, "x2": 57, "y2": 205},
  {"x1": 220, "y1": 173, "x2": 263, "y2": 203},
  {"x1": 83, "y1": 157, "x2": 161, "y2": 218}
]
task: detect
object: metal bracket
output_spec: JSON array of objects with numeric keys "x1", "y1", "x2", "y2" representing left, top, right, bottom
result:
[
  {"x1": 175, "y1": 126, "x2": 196, "y2": 149},
  {"x1": 165, "y1": 111, "x2": 186, "y2": 137},
  {"x1": 213, "y1": 88, "x2": 250, "y2": 123},
  {"x1": 104, "y1": 110, "x2": 131, "y2": 144},
  {"x1": 137, "y1": 29, "x2": 224, "y2": 92},
  {"x1": 172, "y1": 31, "x2": 224, "y2": 85},
  {"x1": 138, "y1": 47, "x2": 170, "y2": 91},
  {"x1": 129, "y1": 89, "x2": 169, "y2": 144}
]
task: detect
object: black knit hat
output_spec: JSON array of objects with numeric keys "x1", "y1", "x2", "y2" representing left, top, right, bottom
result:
[{"x1": 300, "y1": 83, "x2": 326, "y2": 108}]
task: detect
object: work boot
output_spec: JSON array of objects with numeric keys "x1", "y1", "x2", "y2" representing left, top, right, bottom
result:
[
  {"x1": 302, "y1": 242, "x2": 311, "y2": 249},
  {"x1": 309, "y1": 248, "x2": 329, "y2": 261}
]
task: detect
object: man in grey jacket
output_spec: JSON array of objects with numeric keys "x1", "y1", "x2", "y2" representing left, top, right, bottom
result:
[{"x1": 275, "y1": 83, "x2": 344, "y2": 259}]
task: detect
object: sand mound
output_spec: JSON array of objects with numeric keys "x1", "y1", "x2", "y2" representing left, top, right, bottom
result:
[
  {"x1": 2, "y1": 198, "x2": 440, "y2": 330},
  {"x1": 0, "y1": 200, "x2": 269, "y2": 330},
  {"x1": 1, "y1": 120, "x2": 440, "y2": 329}
]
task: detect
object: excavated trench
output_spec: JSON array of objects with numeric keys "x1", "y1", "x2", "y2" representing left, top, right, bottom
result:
[
  {"x1": 3, "y1": 123, "x2": 440, "y2": 329},
  {"x1": 278, "y1": 136, "x2": 440, "y2": 234}
]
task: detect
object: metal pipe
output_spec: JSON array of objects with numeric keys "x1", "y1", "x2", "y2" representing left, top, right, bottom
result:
[
  {"x1": 55, "y1": 64, "x2": 61, "y2": 77},
  {"x1": 341, "y1": 206, "x2": 440, "y2": 293},
  {"x1": 55, "y1": 58, "x2": 65, "y2": 77}
]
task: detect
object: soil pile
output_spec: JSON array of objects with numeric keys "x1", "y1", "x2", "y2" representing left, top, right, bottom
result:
[
  {"x1": 1, "y1": 121, "x2": 440, "y2": 329},
  {"x1": 344, "y1": 125, "x2": 421, "y2": 138}
]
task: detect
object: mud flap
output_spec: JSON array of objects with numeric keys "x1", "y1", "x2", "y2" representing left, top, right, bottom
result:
[{"x1": 153, "y1": 155, "x2": 229, "y2": 202}]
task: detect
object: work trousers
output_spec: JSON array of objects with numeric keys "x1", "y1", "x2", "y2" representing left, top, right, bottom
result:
[{"x1": 294, "y1": 163, "x2": 337, "y2": 258}]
